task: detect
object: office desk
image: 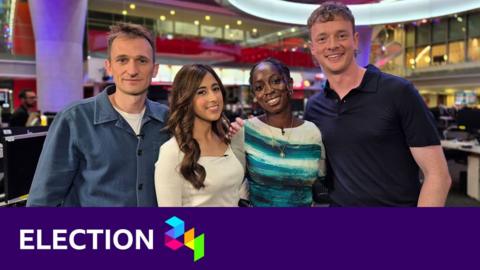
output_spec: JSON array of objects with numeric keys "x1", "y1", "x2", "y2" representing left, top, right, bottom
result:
[{"x1": 441, "y1": 140, "x2": 480, "y2": 200}]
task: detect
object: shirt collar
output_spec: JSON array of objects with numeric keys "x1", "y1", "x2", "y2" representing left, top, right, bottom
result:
[
  {"x1": 323, "y1": 64, "x2": 380, "y2": 97},
  {"x1": 94, "y1": 85, "x2": 166, "y2": 125}
]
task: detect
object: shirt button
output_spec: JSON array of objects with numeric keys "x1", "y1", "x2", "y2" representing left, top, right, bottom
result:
[
  {"x1": 137, "y1": 149, "x2": 143, "y2": 156},
  {"x1": 138, "y1": 184, "x2": 143, "y2": 190}
]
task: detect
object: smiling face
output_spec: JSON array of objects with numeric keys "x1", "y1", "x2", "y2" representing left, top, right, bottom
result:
[
  {"x1": 309, "y1": 17, "x2": 359, "y2": 76},
  {"x1": 251, "y1": 62, "x2": 292, "y2": 115},
  {"x1": 104, "y1": 35, "x2": 158, "y2": 96},
  {"x1": 193, "y1": 72, "x2": 224, "y2": 123}
]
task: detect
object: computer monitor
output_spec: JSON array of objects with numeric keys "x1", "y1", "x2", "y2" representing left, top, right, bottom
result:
[
  {"x1": 1, "y1": 131, "x2": 47, "y2": 203},
  {"x1": 456, "y1": 108, "x2": 480, "y2": 135}
]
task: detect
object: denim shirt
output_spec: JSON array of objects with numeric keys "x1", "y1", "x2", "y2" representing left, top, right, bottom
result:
[{"x1": 27, "y1": 86, "x2": 170, "y2": 206}]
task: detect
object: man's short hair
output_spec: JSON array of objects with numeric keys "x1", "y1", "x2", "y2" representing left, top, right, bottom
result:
[
  {"x1": 107, "y1": 22, "x2": 156, "y2": 61},
  {"x1": 18, "y1": 89, "x2": 34, "y2": 99},
  {"x1": 307, "y1": 1, "x2": 355, "y2": 34}
]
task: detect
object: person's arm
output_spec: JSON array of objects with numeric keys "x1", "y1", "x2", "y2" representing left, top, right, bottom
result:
[
  {"x1": 27, "y1": 112, "x2": 80, "y2": 206},
  {"x1": 394, "y1": 81, "x2": 451, "y2": 206},
  {"x1": 154, "y1": 141, "x2": 183, "y2": 206},
  {"x1": 410, "y1": 145, "x2": 451, "y2": 207},
  {"x1": 230, "y1": 125, "x2": 249, "y2": 200}
]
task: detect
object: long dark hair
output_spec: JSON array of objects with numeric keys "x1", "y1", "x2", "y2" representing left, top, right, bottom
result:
[{"x1": 167, "y1": 64, "x2": 230, "y2": 189}]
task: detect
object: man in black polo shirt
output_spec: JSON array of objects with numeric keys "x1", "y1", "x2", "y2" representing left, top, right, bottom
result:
[{"x1": 304, "y1": 2, "x2": 451, "y2": 206}]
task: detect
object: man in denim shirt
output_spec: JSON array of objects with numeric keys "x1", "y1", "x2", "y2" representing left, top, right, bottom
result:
[{"x1": 27, "y1": 23, "x2": 170, "y2": 206}]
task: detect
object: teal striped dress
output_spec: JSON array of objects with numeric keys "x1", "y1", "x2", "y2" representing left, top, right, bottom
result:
[{"x1": 244, "y1": 117, "x2": 325, "y2": 207}]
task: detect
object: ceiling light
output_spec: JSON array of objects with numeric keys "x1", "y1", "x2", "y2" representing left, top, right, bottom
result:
[
  {"x1": 170, "y1": 10, "x2": 175, "y2": 15},
  {"x1": 129, "y1": 4, "x2": 136, "y2": 10},
  {"x1": 122, "y1": 10, "x2": 127, "y2": 15},
  {"x1": 225, "y1": 24, "x2": 230, "y2": 29},
  {"x1": 226, "y1": 0, "x2": 480, "y2": 25},
  {"x1": 236, "y1": 20, "x2": 242, "y2": 25},
  {"x1": 205, "y1": 15, "x2": 211, "y2": 21},
  {"x1": 194, "y1": 20, "x2": 199, "y2": 26},
  {"x1": 160, "y1": 15, "x2": 166, "y2": 21},
  {"x1": 252, "y1": 28, "x2": 257, "y2": 33}
]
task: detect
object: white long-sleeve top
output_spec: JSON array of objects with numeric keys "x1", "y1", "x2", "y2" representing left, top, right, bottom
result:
[{"x1": 154, "y1": 137, "x2": 247, "y2": 207}]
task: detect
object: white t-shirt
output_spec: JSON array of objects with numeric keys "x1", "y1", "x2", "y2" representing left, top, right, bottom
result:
[{"x1": 114, "y1": 107, "x2": 145, "y2": 135}]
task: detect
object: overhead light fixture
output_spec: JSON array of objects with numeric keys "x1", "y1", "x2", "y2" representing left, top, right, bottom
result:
[
  {"x1": 205, "y1": 15, "x2": 211, "y2": 21},
  {"x1": 225, "y1": 0, "x2": 480, "y2": 25},
  {"x1": 277, "y1": 32, "x2": 282, "y2": 36},
  {"x1": 225, "y1": 24, "x2": 230, "y2": 29},
  {"x1": 236, "y1": 20, "x2": 242, "y2": 25},
  {"x1": 170, "y1": 10, "x2": 175, "y2": 15},
  {"x1": 252, "y1": 28, "x2": 257, "y2": 33},
  {"x1": 129, "y1": 3, "x2": 136, "y2": 10},
  {"x1": 194, "y1": 20, "x2": 199, "y2": 26},
  {"x1": 290, "y1": 27, "x2": 296, "y2": 33},
  {"x1": 160, "y1": 15, "x2": 166, "y2": 21},
  {"x1": 122, "y1": 10, "x2": 127, "y2": 15}
]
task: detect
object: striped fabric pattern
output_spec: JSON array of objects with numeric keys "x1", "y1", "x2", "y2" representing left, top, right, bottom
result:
[{"x1": 244, "y1": 118, "x2": 325, "y2": 207}]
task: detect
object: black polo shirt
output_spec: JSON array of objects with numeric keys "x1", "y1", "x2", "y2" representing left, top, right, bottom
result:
[{"x1": 304, "y1": 65, "x2": 440, "y2": 206}]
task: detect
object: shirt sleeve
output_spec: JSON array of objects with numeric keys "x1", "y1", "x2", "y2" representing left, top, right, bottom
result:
[
  {"x1": 230, "y1": 125, "x2": 245, "y2": 171},
  {"x1": 395, "y1": 81, "x2": 440, "y2": 147},
  {"x1": 27, "y1": 111, "x2": 80, "y2": 206},
  {"x1": 230, "y1": 124, "x2": 249, "y2": 200},
  {"x1": 9, "y1": 109, "x2": 28, "y2": 127},
  {"x1": 239, "y1": 178, "x2": 249, "y2": 200},
  {"x1": 154, "y1": 141, "x2": 184, "y2": 206},
  {"x1": 317, "y1": 129, "x2": 326, "y2": 179}
]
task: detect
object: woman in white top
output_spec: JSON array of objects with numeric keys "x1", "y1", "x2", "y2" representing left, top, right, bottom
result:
[{"x1": 154, "y1": 64, "x2": 247, "y2": 206}]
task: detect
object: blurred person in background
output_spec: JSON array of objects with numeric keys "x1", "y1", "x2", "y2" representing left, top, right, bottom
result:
[{"x1": 10, "y1": 89, "x2": 39, "y2": 127}]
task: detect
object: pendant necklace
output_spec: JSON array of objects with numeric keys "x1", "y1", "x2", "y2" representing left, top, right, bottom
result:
[{"x1": 265, "y1": 115, "x2": 294, "y2": 158}]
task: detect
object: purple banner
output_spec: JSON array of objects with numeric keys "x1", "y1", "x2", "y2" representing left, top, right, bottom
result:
[{"x1": 0, "y1": 208, "x2": 479, "y2": 269}]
